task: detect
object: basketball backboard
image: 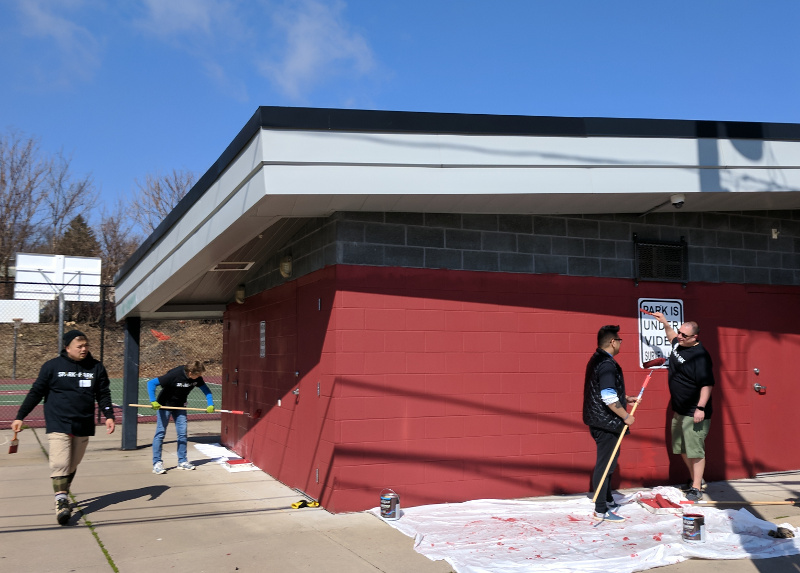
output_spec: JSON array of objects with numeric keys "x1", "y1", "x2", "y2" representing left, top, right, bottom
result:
[{"x1": 14, "y1": 253, "x2": 102, "y2": 302}]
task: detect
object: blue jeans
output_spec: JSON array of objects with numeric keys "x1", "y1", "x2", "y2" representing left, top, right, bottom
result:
[{"x1": 152, "y1": 409, "x2": 188, "y2": 464}]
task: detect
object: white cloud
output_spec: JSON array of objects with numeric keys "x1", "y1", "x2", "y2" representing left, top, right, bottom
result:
[
  {"x1": 133, "y1": 0, "x2": 251, "y2": 98},
  {"x1": 14, "y1": 0, "x2": 102, "y2": 86},
  {"x1": 136, "y1": 0, "x2": 216, "y2": 37},
  {"x1": 259, "y1": 0, "x2": 375, "y2": 100}
]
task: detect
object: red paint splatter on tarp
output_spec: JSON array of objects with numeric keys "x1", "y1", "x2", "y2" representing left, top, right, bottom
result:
[
  {"x1": 508, "y1": 547, "x2": 520, "y2": 551},
  {"x1": 567, "y1": 515, "x2": 581, "y2": 522},
  {"x1": 653, "y1": 534, "x2": 662, "y2": 541},
  {"x1": 631, "y1": 553, "x2": 638, "y2": 558},
  {"x1": 623, "y1": 537, "x2": 629, "y2": 541},
  {"x1": 492, "y1": 517, "x2": 519, "y2": 523}
]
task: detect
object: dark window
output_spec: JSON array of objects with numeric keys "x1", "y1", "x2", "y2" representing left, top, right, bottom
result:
[{"x1": 633, "y1": 234, "x2": 687, "y2": 285}]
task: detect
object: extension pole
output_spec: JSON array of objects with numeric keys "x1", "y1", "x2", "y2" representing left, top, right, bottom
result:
[
  {"x1": 681, "y1": 499, "x2": 798, "y2": 506},
  {"x1": 591, "y1": 359, "x2": 664, "y2": 503},
  {"x1": 128, "y1": 404, "x2": 249, "y2": 415}
]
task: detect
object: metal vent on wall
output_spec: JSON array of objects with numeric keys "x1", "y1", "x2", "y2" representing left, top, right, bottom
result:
[
  {"x1": 633, "y1": 234, "x2": 688, "y2": 286},
  {"x1": 210, "y1": 261, "x2": 254, "y2": 272}
]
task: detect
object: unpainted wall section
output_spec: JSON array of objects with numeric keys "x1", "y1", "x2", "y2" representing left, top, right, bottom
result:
[{"x1": 245, "y1": 210, "x2": 800, "y2": 293}]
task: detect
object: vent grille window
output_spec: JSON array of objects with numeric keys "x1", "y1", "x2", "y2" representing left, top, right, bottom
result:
[
  {"x1": 210, "y1": 262, "x2": 254, "y2": 272},
  {"x1": 633, "y1": 234, "x2": 687, "y2": 285}
]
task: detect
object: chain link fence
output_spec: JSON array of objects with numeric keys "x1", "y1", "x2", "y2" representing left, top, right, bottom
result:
[{"x1": 0, "y1": 282, "x2": 223, "y2": 428}]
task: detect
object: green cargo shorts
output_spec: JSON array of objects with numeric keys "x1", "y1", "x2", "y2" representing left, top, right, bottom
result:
[{"x1": 671, "y1": 413, "x2": 711, "y2": 458}]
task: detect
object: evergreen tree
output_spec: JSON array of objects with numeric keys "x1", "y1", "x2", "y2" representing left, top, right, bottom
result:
[{"x1": 56, "y1": 214, "x2": 100, "y2": 257}]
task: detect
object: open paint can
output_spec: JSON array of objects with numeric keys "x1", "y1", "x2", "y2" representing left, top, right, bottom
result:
[
  {"x1": 682, "y1": 513, "x2": 706, "y2": 543},
  {"x1": 380, "y1": 488, "x2": 400, "y2": 520}
]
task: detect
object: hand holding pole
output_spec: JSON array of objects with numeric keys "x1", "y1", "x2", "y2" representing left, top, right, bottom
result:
[{"x1": 591, "y1": 358, "x2": 665, "y2": 503}]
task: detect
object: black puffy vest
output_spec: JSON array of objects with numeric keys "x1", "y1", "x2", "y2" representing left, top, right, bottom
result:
[{"x1": 582, "y1": 349, "x2": 626, "y2": 432}]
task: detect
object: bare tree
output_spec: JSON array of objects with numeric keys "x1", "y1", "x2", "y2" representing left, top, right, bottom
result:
[
  {"x1": 41, "y1": 150, "x2": 98, "y2": 251},
  {"x1": 99, "y1": 198, "x2": 142, "y2": 286},
  {"x1": 0, "y1": 131, "x2": 48, "y2": 287},
  {"x1": 132, "y1": 169, "x2": 196, "y2": 234}
]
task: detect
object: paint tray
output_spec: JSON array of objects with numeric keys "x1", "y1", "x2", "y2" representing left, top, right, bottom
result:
[
  {"x1": 637, "y1": 493, "x2": 683, "y2": 514},
  {"x1": 222, "y1": 458, "x2": 256, "y2": 472}
]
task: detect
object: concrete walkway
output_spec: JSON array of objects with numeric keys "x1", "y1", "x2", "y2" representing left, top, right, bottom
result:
[{"x1": 2, "y1": 420, "x2": 800, "y2": 573}]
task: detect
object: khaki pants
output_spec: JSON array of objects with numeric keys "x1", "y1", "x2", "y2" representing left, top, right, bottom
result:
[{"x1": 48, "y1": 433, "x2": 89, "y2": 478}]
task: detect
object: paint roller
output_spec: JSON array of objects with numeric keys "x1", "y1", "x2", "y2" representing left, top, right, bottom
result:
[{"x1": 642, "y1": 357, "x2": 666, "y2": 369}]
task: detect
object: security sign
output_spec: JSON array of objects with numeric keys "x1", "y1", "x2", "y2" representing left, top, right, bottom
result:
[{"x1": 638, "y1": 298, "x2": 683, "y2": 367}]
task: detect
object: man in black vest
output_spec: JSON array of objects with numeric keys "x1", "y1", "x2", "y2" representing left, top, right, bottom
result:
[{"x1": 583, "y1": 325, "x2": 637, "y2": 522}]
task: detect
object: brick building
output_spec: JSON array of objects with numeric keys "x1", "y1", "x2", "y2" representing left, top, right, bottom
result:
[{"x1": 116, "y1": 107, "x2": 800, "y2": 512}]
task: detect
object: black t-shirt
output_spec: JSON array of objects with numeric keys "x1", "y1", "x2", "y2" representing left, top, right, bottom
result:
[
  {"x1": 155, "y1": 366, "x2": 208, "y2": 407},
  {"x1": 668, "y1": 339, "x2": 715, "y2": 418}
]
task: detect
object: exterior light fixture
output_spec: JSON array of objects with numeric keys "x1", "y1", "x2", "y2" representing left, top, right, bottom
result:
[{"x1": 279, "y1": 255, "x2": 293, "y2": 278}]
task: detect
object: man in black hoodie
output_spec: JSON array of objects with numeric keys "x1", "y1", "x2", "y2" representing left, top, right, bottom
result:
[
  {"x1": 11, "y1": 330, "x2": 115, "y2": 525},
  {"x1": 583, "y1": 325, "x2": 637, "y2": 522}
]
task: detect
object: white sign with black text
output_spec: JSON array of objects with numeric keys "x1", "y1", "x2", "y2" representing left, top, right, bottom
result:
[{"x1": 638, "y1": 298, "x2": 683, "y2": 367}]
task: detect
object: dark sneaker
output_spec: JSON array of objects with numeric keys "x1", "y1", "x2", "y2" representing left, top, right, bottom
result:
[
  {"x1": 56, "y1": 498, "x2": 72, "y2": 525},
  {"x1": 686, "y1": 488, "x2": 703, "y2": 502},
  {"x1": 681, "y1": 479, "x2": 706, "y2": 491},
  {"x1": 593, "y1": 510, "x2": 625, "y2": 522},
  {"x1": 607, "y1": 501, "x2": 621, "y2": 512}
]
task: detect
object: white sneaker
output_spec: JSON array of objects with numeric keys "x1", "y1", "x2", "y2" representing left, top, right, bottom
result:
[
  {"x1": 153, "y1": 461, "x2": 166, "y2": 474},
  {"x1": 177, "y1": 461, "x2": 195, "y2": 470}
]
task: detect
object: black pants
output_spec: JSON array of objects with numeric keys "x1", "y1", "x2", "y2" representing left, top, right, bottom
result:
[{"x1": 590, "y1": 426, "x2": 623, "y2": 514}]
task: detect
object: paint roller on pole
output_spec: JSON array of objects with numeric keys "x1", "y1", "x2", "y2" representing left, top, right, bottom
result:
[
  {"x1": 591, "y1": 357, "x2": 666, "y2": 503},
  {"x1": 128, "y1": 404, "x2": 252, "y2": 416}
]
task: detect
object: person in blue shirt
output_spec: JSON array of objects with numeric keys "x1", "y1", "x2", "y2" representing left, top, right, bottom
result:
[{"x1": 147, "y1": 361, "x2": 214, "y2": 474}]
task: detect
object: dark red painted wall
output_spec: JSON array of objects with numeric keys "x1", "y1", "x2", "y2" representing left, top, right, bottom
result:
[{"x1": 222, "y1": 265, "x2": 800, "y2": 512}]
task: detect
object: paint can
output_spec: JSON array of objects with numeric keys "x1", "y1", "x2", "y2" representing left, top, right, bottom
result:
[
  {"x1": 380, "y1": 488, "x2": 400, "y2": 520},
  {"x1": 682, "y1": 513, "x2": 706, "y2": 543}
]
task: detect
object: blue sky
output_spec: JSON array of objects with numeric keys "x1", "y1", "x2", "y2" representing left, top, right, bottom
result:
[{"x1": 2, "y1": 0, "x2": 799, "y2": 215}]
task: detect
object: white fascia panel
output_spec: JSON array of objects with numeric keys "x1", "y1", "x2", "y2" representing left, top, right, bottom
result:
[
  {"x1": 264, "y1": 128, "x2": 800, "y2": 170},
  {"x1": 717, "y1": 139, "x2": 800, "y2": 168},
  {"x1": 116, "y1": 133, "x2": 270, "y2": 319},
  {"x1": 261, "y1": 130, "x2": 704, "y2": 168}
]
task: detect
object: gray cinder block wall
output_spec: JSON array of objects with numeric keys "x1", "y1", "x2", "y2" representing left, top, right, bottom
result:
[{"x1": 247, "y1": 210, "x2": 800, "y2": 292}]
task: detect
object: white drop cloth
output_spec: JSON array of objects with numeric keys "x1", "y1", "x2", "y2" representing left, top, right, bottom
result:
[
  {"x1": 193, "y1": 442, "x2": 258, "y2": 472},
  {"x1": 370, "y1": 487, "x2": 800, "y2": 573}
]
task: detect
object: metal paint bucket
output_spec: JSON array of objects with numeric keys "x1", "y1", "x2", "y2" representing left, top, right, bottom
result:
[
  {"x1": 380, "y1": 488, "x2": 400, "y2": 520},
  {"x1": 682, "y1": 513, "x2": 706, "y2": 543}
]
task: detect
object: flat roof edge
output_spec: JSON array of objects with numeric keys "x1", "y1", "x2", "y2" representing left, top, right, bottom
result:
[{"x1": 115, "y1": 106, "x2": 800, "y2": 291}]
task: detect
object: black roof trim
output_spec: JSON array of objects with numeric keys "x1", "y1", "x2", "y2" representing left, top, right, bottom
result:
[{"x1": 115, "y1": 106, "x2": 800, "y2": 285}]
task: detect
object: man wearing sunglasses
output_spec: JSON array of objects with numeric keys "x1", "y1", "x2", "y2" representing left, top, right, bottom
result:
[
  {"x1": 652, "y1": 313, "x2": 715, "y2": 502},
  {"x1": 583, "y1": 325, "x2": 638, "y2": 522}
]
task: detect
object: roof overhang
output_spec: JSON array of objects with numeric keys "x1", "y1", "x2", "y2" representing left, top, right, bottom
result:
[{"x1": 114, "y1": 107, "x2": 800, "y2": 321}]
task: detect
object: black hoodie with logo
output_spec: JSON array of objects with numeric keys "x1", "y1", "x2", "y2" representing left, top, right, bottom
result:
[{"x1": 15, "y1": 350, "x2": 115, "y2": 436}]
